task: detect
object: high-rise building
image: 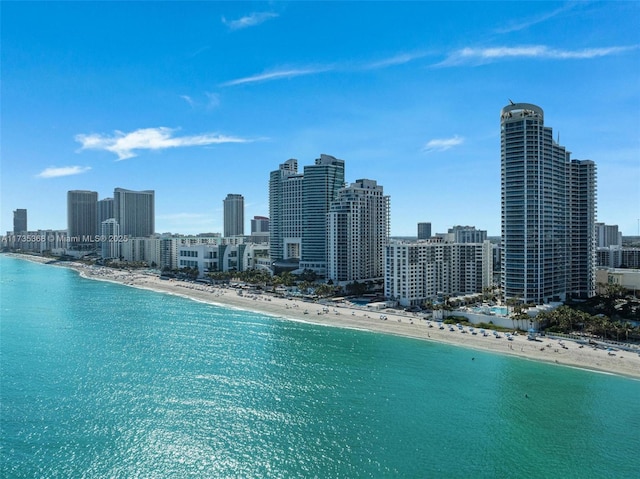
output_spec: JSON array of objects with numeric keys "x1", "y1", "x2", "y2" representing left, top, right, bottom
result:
[
  {"x1": 100, "y1": 218, "x2": 120, "y2": 259},
  {"x1": 327, "y1": 179, "x2": 390, "y2": 283},
  {"x1": 448, "y1": 225, "x2": 487, "y2": 244},
  {"x1": 97, "y1": 198, "x2": 115, "y2": 254},
  {"x1": 223, "y1": 194, "x2": 245, "y2": 237},
  {"x1": 596, "y1": 223, "x2": 622, "y2": 248},
  {"x1": 113, "y1": 188, "x2": 155, "y2": 238},
  {"x1": 97, "y1": 198, "x2": 114, "y2": 233},
  {"x1": 299, "y1": 154, "x2": 345, "y2": 275},
  {"x1": 250, "y1": 216, "x2": 270, "y2": 234},
  {"x1": 249, "y1": 215, "x2": 270, "y2": 243},
  {"x1": 567, "y1": 160, "x2": 597, "y2": 298},
  {"x1": 269, "y1": 159, "x2": 303, "y2": 270},
  {"x1": 13, "y1": 209, "x2": 27, "y2": 234},
  {"x1": 500, "y1": 102, "x2": 596, "y2": 303},
  {"x1": 67, "y1": 190, "x2": 98, "y2": 249},
  {"x1": 417, "y1": 222, "x2": 431, "y2": 240},
  {"x1": 269, "y1": 154, "x2": 345, "y2": 275}
]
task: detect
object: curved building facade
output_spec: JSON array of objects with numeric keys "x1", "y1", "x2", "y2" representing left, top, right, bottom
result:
[{"x1": 500, "y1": 103, "x2": 596, "y2": 304}]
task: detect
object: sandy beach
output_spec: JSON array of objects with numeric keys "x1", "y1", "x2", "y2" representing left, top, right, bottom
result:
[{"x1": 8, "y1": 253, "x2": 640, "y2": 380}]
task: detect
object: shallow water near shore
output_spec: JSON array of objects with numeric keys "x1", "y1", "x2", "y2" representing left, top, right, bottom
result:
[{"x1": 2, "y1": 255, "x2": 639, "y2": 478}]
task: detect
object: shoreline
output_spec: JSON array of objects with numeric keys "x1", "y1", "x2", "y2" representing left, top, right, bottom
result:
[{"x1": 6, "y1": 253, "x2": 640, "y2": 380}]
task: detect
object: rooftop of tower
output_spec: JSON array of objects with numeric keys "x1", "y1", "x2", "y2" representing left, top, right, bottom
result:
[{"x1": 500, "y1": 102, "x2": 543, "y2": 121}]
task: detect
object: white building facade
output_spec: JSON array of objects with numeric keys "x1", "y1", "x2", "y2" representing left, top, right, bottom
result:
[
  {"x1": 385, "y1": 240, "x2": 493, "y2": 307},
  {"x1": 177, "y1": 242, "x2": 270, "y2": 277},
  {"x1": 269, "y1": 159, "x2": 304, "y2": 271},
  {"x1": 327, "y1": 179, "x2": 389, "y2": 284},
  {"x1": 100, "y1": 219, "x2": 121, "y2": 259}
]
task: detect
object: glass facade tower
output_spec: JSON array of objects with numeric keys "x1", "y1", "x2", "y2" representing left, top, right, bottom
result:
[
  {"x1": 500, "y1": 103, "x2": 596, "y2": 303},
  {"x1": 223, "y1": 194, "x2": 245, "y2": 237},
  {"x1": 299, "y1": 154, "x2": 345, "y2": 276}
]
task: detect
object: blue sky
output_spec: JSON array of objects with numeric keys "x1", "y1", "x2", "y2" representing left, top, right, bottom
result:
[{"x1": 2, "y1": 1, "x2": 639, "y2": 236}]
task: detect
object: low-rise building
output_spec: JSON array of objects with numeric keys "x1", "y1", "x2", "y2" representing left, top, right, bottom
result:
[
  {"x1": 596, "y1": 268, "x2": 640, "y2": 295},
  {"x1": 177, "y1": 242, "x2": 270, "y2": 277}
]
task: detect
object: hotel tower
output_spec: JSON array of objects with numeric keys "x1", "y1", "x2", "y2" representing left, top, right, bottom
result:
[{"x1": 269, "y1": 155, "x2": 344, "y2": 275}]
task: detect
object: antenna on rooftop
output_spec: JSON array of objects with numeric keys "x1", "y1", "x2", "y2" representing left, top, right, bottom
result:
[{"x1": 508, "y1": 99, "x2": 515, "y2": 106}]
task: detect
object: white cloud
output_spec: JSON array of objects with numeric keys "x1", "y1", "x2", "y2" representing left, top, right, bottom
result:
[
  {"x1": 36, "y1": 165, "x2": 92, "y2": 178},
  {"x1": 423, "y1": 135, "x2": 464, "y2": 153},
  {"x1": 205, "y1": 92, "x2": 220, "y2": 109},
  {"x1": 220, "y1": 67, "x2": 331, "y2": 87},
  {"x1": 436, "y1": 45, "x2": 638, "y2": 67},
  {"x1": 222, "y1": 12, "x2": 278, "y2": 31},
  {"x1": 180, "y1": 92, "x2": 219, "y2": 109},
  {"x1": 75, "y1": 127, "x2": 253, "y2": 160},
  {"x1": 495, "y1": 3, "x2": 578, "y2": 34},
  {"x1": 364, "y1": 51, "x2": 432, "y2": 69},
  {"x1": 180, "y1": 95, "x2": 195, "y2": 107},
  {"x1": 220, "y1": 50, "x2": 433, "y2": 87}
]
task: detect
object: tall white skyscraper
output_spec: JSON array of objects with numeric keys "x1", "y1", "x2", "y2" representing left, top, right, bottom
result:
[
  {"x1": 113, "y1": 188, "x2": 155, "y2": 238},
  {"x1": 500, "y1": 102, "x2": 596, "y2": 303},
  {"x1": 268, "y1": 159, "x2": 303, "y2": 272},
  {"x1": 223, "y1": 194, "x2": 244, "y2": 237},
  {"x1": 67, "y1": 190, "x2": 98, "y2": 249},
  {"x1": 567, "y1": 159, "x2": 597, "y2": 298},
  {"x1": 327, "y1": 179, "x2": 389, "y2": 283},
  {"x1": 100, "y1": 218, "x2": 120, "y2": 259}
]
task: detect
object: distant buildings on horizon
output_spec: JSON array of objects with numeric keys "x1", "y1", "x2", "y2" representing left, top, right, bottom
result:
[
  {"x1": 223, "y1": 194, "x2": 244, "y2": 237},
  {"x1": 7, "y1": 101, "x2": 640, "y2": 305},
  {"x1": 13, "y1": 209, "x2": 27, "y2": 234}
]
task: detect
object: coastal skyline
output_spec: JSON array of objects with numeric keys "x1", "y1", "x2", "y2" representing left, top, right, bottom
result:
[{"x1": 2, "y1": 2, "x2": 639, "y2": 236}]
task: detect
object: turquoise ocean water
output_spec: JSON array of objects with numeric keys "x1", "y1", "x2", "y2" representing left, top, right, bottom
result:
[{"x1": 1, "y1": 255, "x2": 639, "y2": 478}]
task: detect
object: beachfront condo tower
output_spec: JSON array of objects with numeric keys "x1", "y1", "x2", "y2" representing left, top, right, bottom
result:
[
  {"x1": 299, "y1": 154, "x2": 345, "y2": 276},
  {"x1": 223, "y1": 194, "x2": 245, "y2": 237},
  {"x1": 269, "y1": 159, "x2": 303, "y2": 272},
  {"x1": 327, "y1": 179, "x2": 390, "y2": 284},
  {"x1": 67, "y1": 190, "x2": 98, "y2": 250},
  {"x1": 269, "y1": 154, "x2": 345, "y2": 276},
  {"x1": 113, "y1": 188, "x2": 155, "y2": 238},
  {"x1": 500, "y1": 102, "x2": 596, "y2": 304}
]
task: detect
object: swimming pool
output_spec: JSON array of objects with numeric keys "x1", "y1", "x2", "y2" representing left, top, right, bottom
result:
[{"x1": 471, "y1": 306, "x2": 509, "y2": 316}]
